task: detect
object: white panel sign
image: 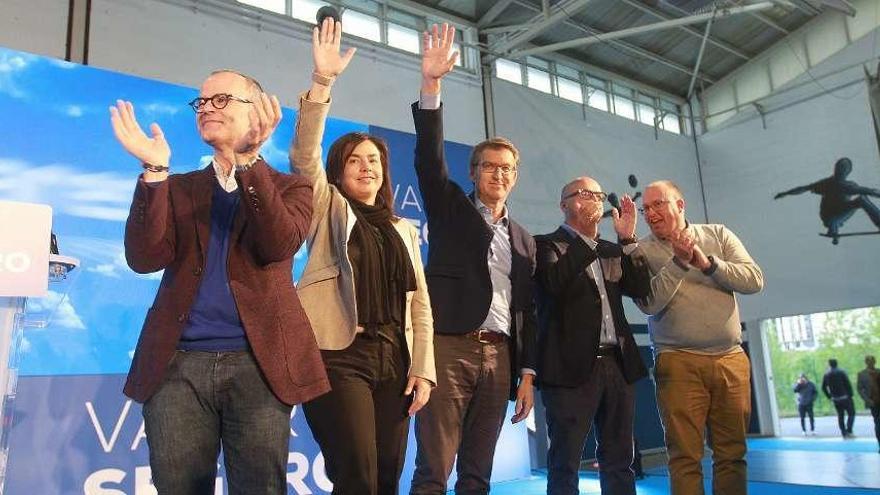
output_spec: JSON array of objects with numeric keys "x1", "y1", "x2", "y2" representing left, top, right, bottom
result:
[{"x1": 0, "y1": 201, "x2": 52, "y2": 297}]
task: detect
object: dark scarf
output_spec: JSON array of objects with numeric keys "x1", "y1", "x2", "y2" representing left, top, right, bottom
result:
[{"x1": 344, "y1": 194, "x2": 416, "y2": 331}]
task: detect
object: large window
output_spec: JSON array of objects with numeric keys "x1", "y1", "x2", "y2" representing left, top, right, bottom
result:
[
  {"x1": 489, "y1": 53, "x2": 686, "y2": 135},
  {"x1": 612, "y1": 83, "x2": 636, "y2": 121},
  {"x1": 241, "y1": 0, "x2": 287, "y2": 14},
  {"x1": 290, "y1": 0, "x2": 327, "y2": 22},
  {"x1": 239, "y1": 1, "x2": 476, "y2": 72},
  {"x1": 495, "y1": 59, "x2": 523, "y2": 85},
  {"x1": 637, "y1": 94, "x2": 657, "y2": 127},
  {"x1": 557, "y1": 77, "x2": 583, "y2": 104},
  {"x1": 660, "y1": 100, "x2": 682, "y2": 134},
  {"x1": 387, "y1": 23, "x2": 420, "y2": 54},
  {"x1": 525, "y1": 58, "x2": 551, "y2": 94},
  {"x1": 343, "y1": 9, "x2": 381, "y2": 42},
  {"x1": 586, "y1": 76, "x2": 609, "y2": 112},
  {"x1": 527, "y1": 67, "x2": 552, "y2": 94}
]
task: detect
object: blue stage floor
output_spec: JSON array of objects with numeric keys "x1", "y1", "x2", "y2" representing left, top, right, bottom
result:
[{"x1": 478, "y1": 437, "x2": 880, "y2": 494}]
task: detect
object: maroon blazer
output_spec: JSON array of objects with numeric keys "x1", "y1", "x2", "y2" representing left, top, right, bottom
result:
[{"x1": 123, "y1": 161, "x2": 330, "y2": 405}]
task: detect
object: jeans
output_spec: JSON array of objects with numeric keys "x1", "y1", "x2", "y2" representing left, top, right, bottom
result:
[
  {"x1": 798, "y1": 403, "x2": 814, "y2": 432},
  {"x1": 143, "y1": 350, "x2": 292, "y2": 495},
  {"x1": 833, "y1": 397, "x2": 855, "y2": 436}
]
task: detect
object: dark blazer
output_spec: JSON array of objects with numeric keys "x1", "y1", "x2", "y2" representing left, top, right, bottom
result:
[
  {"x1": 534, "y1": 227, "x2": 650, "y2": 387},
  {"x1": 412, "y1": 102, "x2": 537, "y2": 399},
  {"x1": 123, "y1": 161, "x2": 330, "y2": 405}
]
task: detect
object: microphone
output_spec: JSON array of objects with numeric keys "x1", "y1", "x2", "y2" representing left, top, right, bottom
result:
[
  {"x1": 607, "y1": 192, "x2": 620, "y2": 209},
  {"x1": 316, "y1": 6, "x2": 341, "y2": 25}
]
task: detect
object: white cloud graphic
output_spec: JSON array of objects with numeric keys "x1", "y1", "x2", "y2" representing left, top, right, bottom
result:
[
  {"x1": 87, "y1": 263, "x2": 120, "y2": 278},
  {"x1": 65, "y1": 105, "x2": 84, "y2": 117},
  {"x1": 142, "y1": 102, "x2": 180, "y2": 117},
  {"x1": 0, "y1": 51, "x2": 33, "y2": 99},
  {"x1": 0, "y1": 157, "x2": 133, "y2": 222},
  {"x1": 0, "y1": 54, "x2": 28, "y2": 73},
  {"x1": 74, "y1": 239, "x2": 163, "y2": 280},
  {"x1": 25, "y1": 290, "x2": 86, "y2": 330}
]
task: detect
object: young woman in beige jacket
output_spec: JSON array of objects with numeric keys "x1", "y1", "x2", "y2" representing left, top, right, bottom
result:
[{"x1": 289, "y1": 18, "x2": 435, "y2": 495}]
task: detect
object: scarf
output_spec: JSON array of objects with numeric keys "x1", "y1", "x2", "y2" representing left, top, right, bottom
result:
[{"x1": 344, "y1": 194, "x2": 417, "y2": 332}]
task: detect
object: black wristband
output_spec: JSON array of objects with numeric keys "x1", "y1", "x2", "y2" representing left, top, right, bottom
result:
[
  {"x1": 142, "y1": 162, "x2": 169, "y2": 173},
  {"x1": 702, "y1": 255, "x2": 718, "y2": 275},
  {"x1": 618, "y1": 236, "x2": 637, "y2": 246}
]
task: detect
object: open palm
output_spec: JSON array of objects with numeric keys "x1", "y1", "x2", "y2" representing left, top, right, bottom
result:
[
  {"x1": 422, "y1": 23, "x2": 458, "y2": 81},
  {"x1": 109, "y1": 100, "x2": 171, "y2": 167},
  {"x1": 612, "y1": 194, "x2": 637, "y2": 238},
  {"x1": 313, "y1": 18, "x2": 356, "y2": 77}
]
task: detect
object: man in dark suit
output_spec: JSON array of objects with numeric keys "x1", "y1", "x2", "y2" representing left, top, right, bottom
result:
[
  {"x1": 409, "y1": 24, "x2": 537, "y2": 495},
  {"x1": 534, "y1": 177, "x2": 650, "y2": 495},
  {"x1": 111, "y1": 69, "x2": 328, "y2": 494}
]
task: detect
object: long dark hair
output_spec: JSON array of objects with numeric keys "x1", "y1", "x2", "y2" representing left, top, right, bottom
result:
[{"x1": 326, "y1": 132, "x2": 395, "y2": 216}]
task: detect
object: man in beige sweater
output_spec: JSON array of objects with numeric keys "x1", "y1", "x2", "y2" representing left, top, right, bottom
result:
[{"x1": 635, "y1": 180, "x2": 764, "y2": 495}]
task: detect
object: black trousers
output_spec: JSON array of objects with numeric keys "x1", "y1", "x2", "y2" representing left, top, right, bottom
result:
[
  {"x1": 798, "y1": 403, "x2": 815, "y2": 432},
  {"x1": 543, "y1": 354, "x2": 636, "y2": 495},
  {"x1": 870, "y1": 406, "x2": 880, "y2": 446},
  {"x1": 833, "y1": 398, "x2": 855, "y2": 436},
  {"x1": 303, "y1": 331, "x2": 410, "y2": 495}
]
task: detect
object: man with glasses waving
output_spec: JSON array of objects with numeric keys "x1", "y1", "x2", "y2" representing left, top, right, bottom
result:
[
  {"x1": 534, "y1": 177, "x2": 650, "y2": 495},
  {"x1": 110, "y1": 68, "x2": 328, "y2": 494},
  {"x1": 409, "y1": 23, "x2": 538, "y2": 495},
  {"x1": 635, "y1": 180, "x2": 763, "y2": 495}
]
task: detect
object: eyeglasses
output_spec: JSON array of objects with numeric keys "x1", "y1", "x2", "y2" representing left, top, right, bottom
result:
[
  {"x1": 638, "y1": 199, "x2": 671, "y2": 214},
  {"x1": 562, "y1": 189, "x2": 607, "y2": 202},
  {"x1": 188, "y1": 93, "x2": 253, "y2": 112},
  {"x1": 479, "y1": 162, "x2": 517, "y2": 176}
]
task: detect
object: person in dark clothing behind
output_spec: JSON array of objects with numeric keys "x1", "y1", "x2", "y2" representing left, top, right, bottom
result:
[
  {"x1": 793, "y1": 373, "x2": 818, "y2": 435},
  {"x1": 856, "y1": 355, "x2": 880, "y2": 452},
  {"x1": 822, "y1": 359, "x2": 856, "y2": 438}
]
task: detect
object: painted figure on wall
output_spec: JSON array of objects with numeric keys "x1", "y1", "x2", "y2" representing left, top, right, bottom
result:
[{"x1": 774, "y1": 157, "x2": 880, "y2": 244}]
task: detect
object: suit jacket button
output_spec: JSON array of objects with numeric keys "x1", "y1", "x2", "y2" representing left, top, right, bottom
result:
[
  {"x1": 177, "y1": 313, "x2": 187, "y2": 323},
  {"x1": 193, "y1": 267, "x2": 202, "y2": 276}
]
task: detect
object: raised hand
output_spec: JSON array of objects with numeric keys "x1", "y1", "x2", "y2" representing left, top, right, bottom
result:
[
  {"x1": 109, "y1": 100, "x2": 171, "y2": 169},
  {"x1": 313, "y1": 18, "x2": 356, "y2": 78},
  {"x1": 421, "y1": 23, "x2": 458, "y2": 94},
  {"x1": 233, "y1": 92, "x2": 281, "y2": 160},
  {"x1": 611, "y1": 194, "x2": 637, "y2": 239}
]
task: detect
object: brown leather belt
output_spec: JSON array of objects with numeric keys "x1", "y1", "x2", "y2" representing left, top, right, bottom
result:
[{"x1": 465, "y1": 329, "x2": 508, "y2": 344}]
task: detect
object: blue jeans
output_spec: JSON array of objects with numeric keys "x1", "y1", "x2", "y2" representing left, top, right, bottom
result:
[{"x1": 143, "y1": 350, "x2": 292, "y2": 494}]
